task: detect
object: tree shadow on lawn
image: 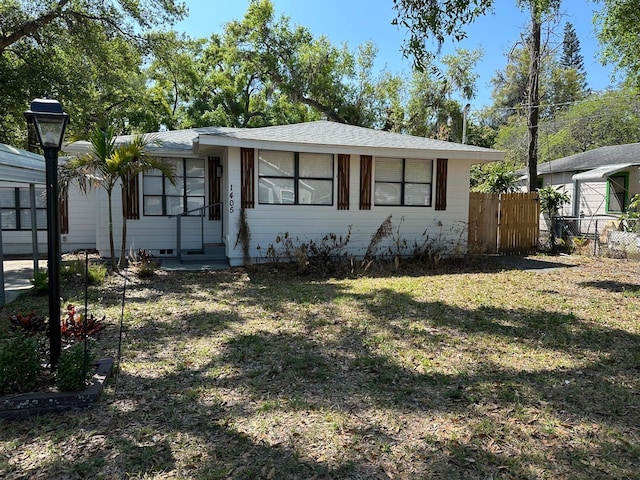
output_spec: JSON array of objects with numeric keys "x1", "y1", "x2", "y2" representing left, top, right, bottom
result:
[
  {"x1": 579, "y1": 280, "x2": 640, "y2": 294},
  {"x1": 3, "y1": 270, "x2": 639, "y2": 478}
]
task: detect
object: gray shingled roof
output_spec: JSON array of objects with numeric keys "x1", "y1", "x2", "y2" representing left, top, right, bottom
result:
[
  {"x1": 64, "y1": 126, "x2": 239, "y2": 155},
  {"x1": 65, "y1": 121, "x2": 503, "y2": 159},
  {"x1": 522, "y1": 143, "x2": 640, "y2": 177},
  {"x1": 204, "y1": 120, "x2": 499, "y2": 154}
]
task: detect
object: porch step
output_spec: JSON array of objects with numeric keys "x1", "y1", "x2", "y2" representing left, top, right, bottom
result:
[{"x1": 180, "y1": 244, "x2": 228, "y2": 266}]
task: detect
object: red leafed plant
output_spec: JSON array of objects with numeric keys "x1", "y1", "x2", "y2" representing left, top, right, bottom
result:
[
  {"x1": 61, "y1": 304, "x2": 106, "y2": 341},
  {"x1": 9, "y1": 312, "x2": 47, "y2": 334}
]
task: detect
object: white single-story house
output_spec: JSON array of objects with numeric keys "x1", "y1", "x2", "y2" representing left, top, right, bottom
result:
[
  {"x1": 517, "y1": 143, "x2": 640, "y2": 236},
  {"x1": 7, "y1": 121, "x2": 504, "y2": 266}
]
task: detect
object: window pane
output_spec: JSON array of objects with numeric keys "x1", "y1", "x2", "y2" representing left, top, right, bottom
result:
[
  {"x1": 299, "y1": 154, "x2": 333, "y2": 178},
  {"x1": 259, "y1": 151, "x2": 295, "y2": 177},
  {"x1": 405, "y1": 183, "x2": 431, "y2": 206},
  {"x1": 405, "y1": 159, "x2": 432, "y2": 183},
  {"x1": 259, "y1": 178, "x2": 295, "y2": 204},
  {"x1": 0, "y1": 189, "x2": 16, "y2": 207},
  {"x1": 143, "y1": 176, "x2": 163, "y2": 195},
  {"x1": 186, "y1": 196, "x2": 205, "y2": 215},
  {"x1": 164, "y1": 158, "x2": 183, "y2": 174},
  {"x1": 375, "y1": 183, "x2": 401, "y2": 205},
  {"x1": 37, "y1": 209, "x2": 47, "y2": 228},
  {"x1": 35, "y1": 188, "x2": 46, "y2": 208},
  {"x1": 20, "y1": 209, "x2": 32, "y2": 228},
  {"x1": 1, "y1": 210, "x2": 16, "y2": 229},
  {"x1": 186, "y1": 177, "x2": 205, "y2": 196},
  {"x1": 376, "y1": 158, "x2": 403, "y2": 182},
  {"x1": 165, "y1": 177, "x2": 184, "y2": 195},
  {"x1": 298, "y1": 179, "x2": 332, "y2": 205},
  {"x1": 608, "y1": 175, "x2": 626, "y2": 211},
  {"x1": 18, "y1": 188, "x2": 31, "y2": 208},
  {"x1": 166, "y1": 196, "x2": 184, "y2": 215},
  {"x1": 143, "y1": 196, "x2": 163, "y2": 215},
  {"x1": 185, "y1": 159, "x2": 205, "y2": 177}
]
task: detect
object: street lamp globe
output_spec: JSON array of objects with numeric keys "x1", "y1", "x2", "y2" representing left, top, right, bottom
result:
[{"x1": 24, "y1": 98, "x2": 69, "y2": 150}]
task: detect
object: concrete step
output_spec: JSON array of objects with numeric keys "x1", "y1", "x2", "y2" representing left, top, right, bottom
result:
[{"x1": 180, "y1": 244, "x2": 228, "y2": 266}]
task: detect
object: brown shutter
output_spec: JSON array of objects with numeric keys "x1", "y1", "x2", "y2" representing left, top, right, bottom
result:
[
  {"x1": 435, "y1": 158, "x2": 448, "y2": 211},
  {"x1": 241, "y1": 147, "x2": 255, "y2": 209},
  {"x1": 208, "y1": 156, "x2": 222, "y2": 220},
  {"x1": 359, "y1": 155, "x2": 372, "y2": 210},
  {"x1": 337, "y1": 154, "x2": 350, "y2": 210},
  {"x1": 59, "y1": 191, "x2": 69, "y2": 234},
  {"x1": 122, "y1": 174, "x2": 140, "y2": 219}
]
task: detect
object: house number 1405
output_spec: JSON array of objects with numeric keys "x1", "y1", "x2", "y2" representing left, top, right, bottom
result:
[{"x1": 229, "y1": 185, "x2": 234, "y2": 214}]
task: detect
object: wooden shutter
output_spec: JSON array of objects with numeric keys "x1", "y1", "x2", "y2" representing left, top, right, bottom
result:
[
  {"x1": 337, "y1": 154, "x2": 350, "y2": 210},
  {"x1": 241, "y1": 147, "x2": 255, "y2": 209},
  {"x1": 435, "y1": 158, "x2": 448, "y2": 211},
  {"x1": 359, "y1": 155, "x2": 372, "y2": 210},
  {"x1": 208, "y1": 157, "x2": 222, "y2": 220},
  {"x1": 122, "y1": 174, "x2": 140, "y2": 219},
  {"x1": 59, "y1": 191, "x2": 69, "y2": 234}
]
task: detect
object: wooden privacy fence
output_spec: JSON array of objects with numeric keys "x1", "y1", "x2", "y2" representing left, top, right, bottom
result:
[{"x1": 468, "y1": 192, "x2": 540, "y2": 255}]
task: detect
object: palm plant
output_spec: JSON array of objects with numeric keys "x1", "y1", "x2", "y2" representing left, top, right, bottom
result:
[
  {"x1": 62, "y1": 126, "x2": 176, "y2": 270},
  {"x1": 539, "y1": 185, "x2": 571, "y2": 250}
]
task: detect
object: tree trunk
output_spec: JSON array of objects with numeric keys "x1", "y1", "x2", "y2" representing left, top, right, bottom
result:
[
  {"x1": 107, "y1": 190, "x2": 117, "y2": 271},
  {"x1": 118, "y1": 182, "x2": 128, "y2": 270},
  {"x1": 527, "y1": 11, "x2": 541, "y2": 192}
]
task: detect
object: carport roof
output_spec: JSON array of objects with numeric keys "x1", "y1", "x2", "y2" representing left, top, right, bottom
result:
[{"x1": 0, "y1": 143, "x2": 45, "y2": 184}]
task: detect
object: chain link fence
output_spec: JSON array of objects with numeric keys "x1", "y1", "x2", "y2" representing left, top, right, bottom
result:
[{"x1": 550, "y1": 216, "x2": 640, "y2": 258}]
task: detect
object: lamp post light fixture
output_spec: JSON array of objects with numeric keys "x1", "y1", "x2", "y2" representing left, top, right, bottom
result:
[{"x1": 24, "y1": 98, "x2": 69, "y2": 369}]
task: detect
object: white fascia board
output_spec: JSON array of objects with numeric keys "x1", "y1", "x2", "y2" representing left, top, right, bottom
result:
[{"x1": 572, "y1": 163, "x2": 637, "y2": 181}]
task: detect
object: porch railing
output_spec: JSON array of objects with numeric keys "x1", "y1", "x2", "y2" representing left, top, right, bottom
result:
[{"x1": 170, "y1": 202, "x2": 222, "y2": 258}]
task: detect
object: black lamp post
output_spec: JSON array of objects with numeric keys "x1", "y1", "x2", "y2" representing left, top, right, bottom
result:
[{"x1": 24, "y1": 98, "x2": 69, "y2": 369}]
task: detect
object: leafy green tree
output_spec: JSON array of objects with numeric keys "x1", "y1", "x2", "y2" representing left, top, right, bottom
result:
[
  {"x1": 0, "y1": 0, "x2": 186, "y2": 145},
  {"x1": 62, "y1": 126, "x2": 176, "y2": 270},
  {"x1": 472, "y1": 162, "x2": 521, "y2": 193},
  {"x1": 596, "y1": 0, "x2": 640, "y2": 89},
  {"x1": 544, "y1": 88, "x2": 640, "y2": 157},
  {"x1": 393, "y1": 0, "x2": 560, "y2": 191},
  {"x1": 405, "y1": 48, "x2": 483, "y2": 140}
]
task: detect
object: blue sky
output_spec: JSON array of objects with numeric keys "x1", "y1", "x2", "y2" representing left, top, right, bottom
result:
[{"x1": 174, "y1": 0, "x2": 617, "y2": 112}]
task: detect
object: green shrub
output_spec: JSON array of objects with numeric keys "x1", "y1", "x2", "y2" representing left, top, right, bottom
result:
[
  {"x1": 0, "y1": 335, "x2": 41, "y2": 393},
  {"x1": 61, "y1": 259, "x2": 85, "y2": 280},
  {"x1": 31, "y1": 268, "x2": 48, "y2": 293},
  {"x1": 87, "y1": 264, "x2": 108, "y2": 285},
  {"x1": 56, "y1": 341, "x2": 96, "y2": 392}
]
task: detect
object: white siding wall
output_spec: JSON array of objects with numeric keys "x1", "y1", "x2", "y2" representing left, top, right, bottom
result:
[
  {"x1": 225, "y1": 148, "x2": 471, "y2": 267},
  {"x1": 0, "y1": 182, "x2": 96, "y2": 255}
]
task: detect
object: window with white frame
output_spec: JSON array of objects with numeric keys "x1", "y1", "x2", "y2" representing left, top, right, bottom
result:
[
  {"x1": 143, "y1": 158, "x2": 205, "y2": 216},
  {"x1": 0, "y1": 187, "x2": 47, "y2": 230},
  {"x1": 258, "y1": 150, "x2": 333, "y2": 205},
  {"x1": 374, "y1": 158, "x2": 432, "y2": 206}
]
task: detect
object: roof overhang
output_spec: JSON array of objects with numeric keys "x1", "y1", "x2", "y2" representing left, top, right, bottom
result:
[
  {"x1": 0, "y1": 143, "x2": 46, "y2": 184},
  {"x1": 571, "y1": 163, "x2": 639, "y2": 181}
]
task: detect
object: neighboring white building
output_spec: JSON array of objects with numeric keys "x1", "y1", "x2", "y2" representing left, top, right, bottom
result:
[
  {"x1": 14, "y1": 121, "x2": 503, "y2": 267},
  {"x1": 517, "y1": 143, "x2": 640, "y2": 236},
  {"x1": 0, "y1": 143, "x2": 97, "y2": 256}
]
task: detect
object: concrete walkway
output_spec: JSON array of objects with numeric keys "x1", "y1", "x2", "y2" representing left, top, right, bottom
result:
[{"x1": 1, "y1": 259, "x2": 39, "y2": 306}]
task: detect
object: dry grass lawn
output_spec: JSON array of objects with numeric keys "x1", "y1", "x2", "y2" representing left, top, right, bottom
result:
[{"x1": 1, "y1": 254, "x2": 639, "y2": 479}]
